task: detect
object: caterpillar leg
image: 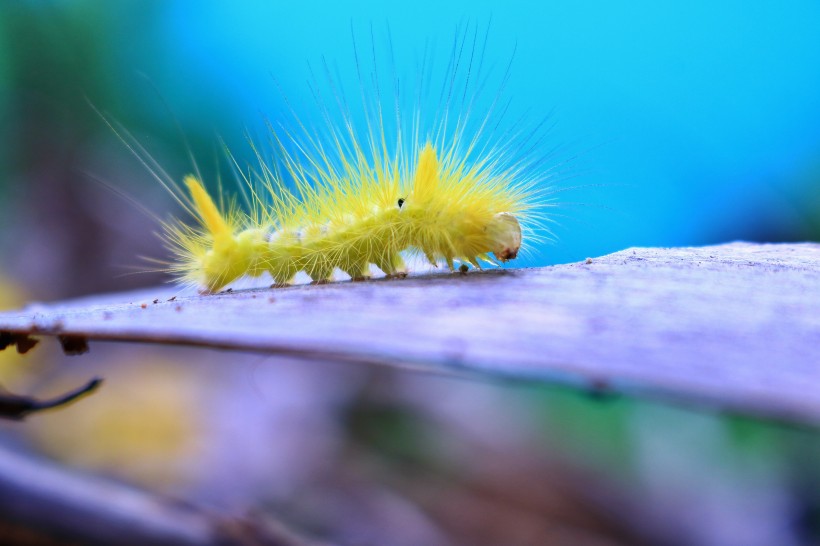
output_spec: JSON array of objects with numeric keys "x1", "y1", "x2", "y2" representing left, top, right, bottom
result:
[
  {"x1": 305, "y1": 262, "x2": 334, "y2": 284},
  {"x1": 455, "y1": 257, "x2": 481, "y2": 276},
  {"x1": 375, "y1": 253, "x2": 407, "y2": 278},
  {"x1": 478, "y1": 253, "x2": 499, "y2": 267},
  {"x1": 342, "y1": 260, "x2": 371, "y2": 282},
  {"x1": 270, "y1": 264, "x2": 298, "y2": 288},
  {"x1": 390, "y1": 254, "x2": 408, "y2": 278}
]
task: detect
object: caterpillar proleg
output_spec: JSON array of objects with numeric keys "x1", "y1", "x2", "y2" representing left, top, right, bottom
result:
[{"x1": 149, "y1": 27, "x2": 552, "y2": 293}]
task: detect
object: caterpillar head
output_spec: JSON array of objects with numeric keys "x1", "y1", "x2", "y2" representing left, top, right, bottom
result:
[
  {"x1": 485, "y1": 212, "x2": 522, "y2": 261},
  {"x1": 401, "y1": 143, "x2": 523, "y2": 265}
]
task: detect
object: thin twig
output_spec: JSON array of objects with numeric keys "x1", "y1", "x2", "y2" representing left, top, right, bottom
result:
[{"x1": 0, "y1": 378, "x2": 103, "y2": 420}]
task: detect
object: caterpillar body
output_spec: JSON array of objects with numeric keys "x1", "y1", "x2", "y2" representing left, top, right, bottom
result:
[{"x1": 155, "y1": 31, "x2": 550, "y2": 293}]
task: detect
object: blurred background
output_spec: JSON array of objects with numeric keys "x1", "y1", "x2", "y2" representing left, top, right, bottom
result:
[{"x1": 0, "y1": 1, "x2": 819, "y2": 545}]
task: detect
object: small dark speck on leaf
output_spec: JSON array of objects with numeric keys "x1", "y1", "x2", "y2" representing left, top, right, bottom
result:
[
  {"x1": 168, "y1": 296, "x2": 176, "y2": 302},
  {"x1": 459, "y1": 264, "x2": 469, "y2": 274},
  {"x1": 226, "y1": 288, "x2": 233, "y2": 293},
  {"x1": 58, "y1": 335, "x2": 89, "y2": 356},
  {"x1": 153, "y1": 299, "x2": 159, "y2": 304}
]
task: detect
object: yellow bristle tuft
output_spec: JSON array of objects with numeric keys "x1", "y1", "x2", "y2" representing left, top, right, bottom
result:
[
  {"x1": 411, "y1": 143, "x2": 439, "y2": 202},
  {"x1": 184, "y1": 176, "x2": 230, "y2": 243}
]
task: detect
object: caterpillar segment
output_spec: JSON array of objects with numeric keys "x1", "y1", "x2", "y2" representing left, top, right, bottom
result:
[{"x1": 177, "y1": 142, "x2": 525, "y2": 293}]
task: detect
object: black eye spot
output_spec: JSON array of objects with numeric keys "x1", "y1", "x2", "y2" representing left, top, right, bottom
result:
[{"x1": 397, "y1": 198, "x2": 405, "y2": 209}]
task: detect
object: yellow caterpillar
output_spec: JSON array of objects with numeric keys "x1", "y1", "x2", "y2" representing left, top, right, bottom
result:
[{"x1": 151, "y1": 30, "x2": 549, "y2": 293}]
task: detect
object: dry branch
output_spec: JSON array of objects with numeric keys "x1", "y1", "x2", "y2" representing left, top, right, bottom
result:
[
  {"x1": 0, "y1": 446, "x2": 329, "y2": 545},
  {"x1": 0, "y1": 242, "x2": 818, "y2": 424}
]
